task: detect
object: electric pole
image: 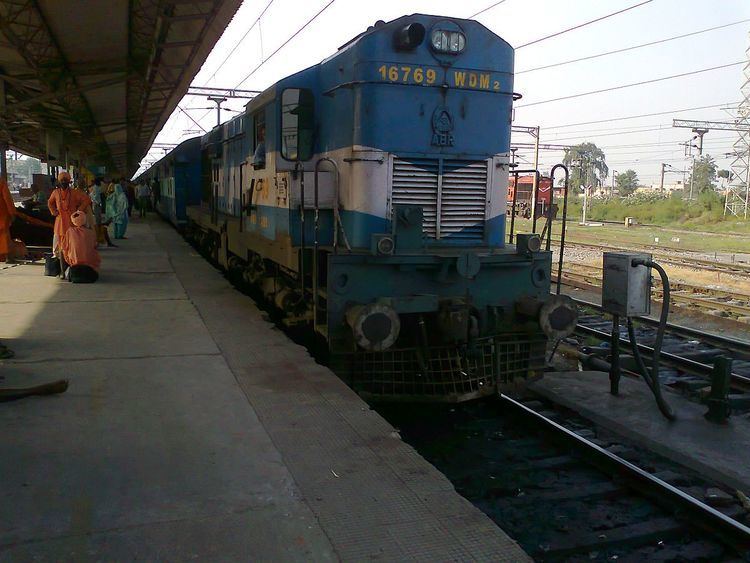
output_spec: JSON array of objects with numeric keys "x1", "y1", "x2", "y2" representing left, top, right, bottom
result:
[
  {"x1": 207, "y1": 96, "x2": 227, "y2": 127},
  {"x1": 673, "y1": 114, "x2": 750, "y2": 213}
]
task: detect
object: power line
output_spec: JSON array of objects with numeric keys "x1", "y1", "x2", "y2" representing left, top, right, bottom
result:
[
  {"x1": 543, "y1": 123, "x2": 673, "y2": 138},
  {"x1": 517, "y1": 61, "x2": 744, "y2": 108},
  {"x1": 204, "y1": 0, "x2": 276, "y2": 84},
  {"x1": 517, "y1": 0, "x2": 654, "y2": 49},
  {"x1": 517, "y1": 18, "x2": 750, "y2": 74},
  {"x1": 468, "y1": 0, "x2": 509, "y2": 19},
  {"x1": 235, "y1": 0, "x2": 337, "y2": 88},
  {"x1": 544, "y1": 102, "x2": 740, "y2": 129},
  {"x1": 547, "y1": 126, "x2": 676, "y2": 142},
  {"x1": 177, "y1": 106, "x2": 207, "y2": 133}
]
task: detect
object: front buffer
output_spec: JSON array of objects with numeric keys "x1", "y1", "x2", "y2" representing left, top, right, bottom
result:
[{"x1": 326, "y1": 240, "x2": 574, "y2": 403}]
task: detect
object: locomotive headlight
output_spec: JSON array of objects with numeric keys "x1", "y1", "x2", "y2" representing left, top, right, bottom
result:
[{"x1": 431, "y1": 29, "x2": 466, "y2": 53}]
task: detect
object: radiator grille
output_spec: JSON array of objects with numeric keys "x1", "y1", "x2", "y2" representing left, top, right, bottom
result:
[
  {"x1": 391, "y1": 157, "x2": 439, "y2": 237},
  {"x1": 441, "y1": 159, "x2": 488, "y2": 239},
  {"x1": 391, "y1": 157, "x2": 488, "y2": 241}
]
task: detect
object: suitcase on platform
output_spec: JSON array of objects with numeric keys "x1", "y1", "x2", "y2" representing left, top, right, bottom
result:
[{"x1": 44, "y1": 254, "x2": 60, "y2": 277}]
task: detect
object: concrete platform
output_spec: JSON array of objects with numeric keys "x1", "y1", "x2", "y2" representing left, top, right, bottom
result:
[
  {"x1": 530, "y1": 371, "x2": 750, "y2": 493},
  {"x1": 0, "y1": 218, "x2": 528, "y2": 561}
]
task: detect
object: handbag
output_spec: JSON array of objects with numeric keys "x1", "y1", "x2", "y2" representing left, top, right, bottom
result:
[{"x1": 44, "y1": 253, "x2": 60, "y2": 277}]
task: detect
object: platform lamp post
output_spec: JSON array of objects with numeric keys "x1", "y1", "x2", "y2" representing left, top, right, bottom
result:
[{"x1": 207, "y1": 96, "x2": 227, "y2": 127}]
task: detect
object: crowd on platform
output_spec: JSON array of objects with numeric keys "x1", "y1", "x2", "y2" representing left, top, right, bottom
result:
[{"x1": 0, "y1": 172, "x2": 154, "y2": 284}]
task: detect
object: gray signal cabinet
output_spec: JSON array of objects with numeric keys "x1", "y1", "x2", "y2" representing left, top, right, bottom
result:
[{"x1": 601, "y1": 252, "x2": 652, "y2": 317}]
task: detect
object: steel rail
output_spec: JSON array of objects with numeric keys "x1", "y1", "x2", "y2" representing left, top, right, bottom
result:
[
  {"x1": 574, "y1": 324, "x2": 750, "y2": 391},
  {"x1": 571, "y1": 296, "x2": 750, "y2": 357},
  {"x1": 551, "y1": 238, "x2": 750, "y2": 276},
  {"x1": 499, "y1": 394, "x2": 750, "y2": 553},
  {"x1": 555, "y1": 272, "x2": 750, "y2": 317}
]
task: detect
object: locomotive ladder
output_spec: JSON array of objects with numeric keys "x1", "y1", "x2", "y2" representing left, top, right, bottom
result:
[{"x1": 311, "y1": 158, "x2": 349, "y2": 331}]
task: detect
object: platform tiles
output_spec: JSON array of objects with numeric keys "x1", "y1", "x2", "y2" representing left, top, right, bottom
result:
[
  {"x1": 0, "y1": 219, "x2": 529, "y2": 561},
  {"x1": 531, "y1": 371, "x2": 750, "y2": 493}
]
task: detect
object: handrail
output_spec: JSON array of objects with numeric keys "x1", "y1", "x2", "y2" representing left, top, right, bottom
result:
[
  {"x1": 295, "y1": 161, "x2": 305, "y2": 298},
  {"x1": 549, "y1": 163, "x2": 569, "y2": 295}
]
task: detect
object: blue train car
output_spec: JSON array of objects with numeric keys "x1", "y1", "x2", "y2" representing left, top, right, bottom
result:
[
  {"x1": 153, "y1": 14, "x2": 576, "y2": 402},
  {"x1": 138, "y1": 137, "x2": 201, "y2": 228}
]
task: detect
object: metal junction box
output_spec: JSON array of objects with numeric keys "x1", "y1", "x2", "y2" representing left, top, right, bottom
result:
[{"x1": 602, "y1": 252, "x2": 652, "y2": 317}]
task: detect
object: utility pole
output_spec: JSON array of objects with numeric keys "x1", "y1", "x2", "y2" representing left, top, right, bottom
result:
[
  {"x1": 611, "y1": 169, "x2": 617, "y2": 196},
  {"x1": 674, "y1": 120, "x2": 750, "y2": 204},
  {"x1": 207, "y1": 96, "x2": 227, "y2": 127},
  {"x1": 660, "y1": 163, "x2": 666, "y2": 191},
  {"x1": 530, "y1": 126, "x2": 540, "y2": 220}
]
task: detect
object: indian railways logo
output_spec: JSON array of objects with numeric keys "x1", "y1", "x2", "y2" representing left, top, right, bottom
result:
[{"x1": 431, "y1": 106, "x2": 454, "y2": 147}]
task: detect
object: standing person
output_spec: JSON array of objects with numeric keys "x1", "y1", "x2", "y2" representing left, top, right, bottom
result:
[
  {"x1": 61, "y1": 210, "x2": 100, "y2": 283},
  {"x1": 48, "y1": 171, "x2": 90, "y2": 277},
  {"x1": 0, "y1": 177, "x2": 15, "y2": 263},
  {"x1": 89, "y1": 179, "x2": 116, "y2": 248},
  {"x1": 137, "y1": 181, "x2": 150, "y2": 218},
  {"x1": 125, "y1": 181, "x2": 136, "y2": 218},
  {"x1": 31, "y1": 184, "x2": 48, "y2": 205},
  {"x1": 106, "y1": 184, "x2": 129, "y2": 239}
]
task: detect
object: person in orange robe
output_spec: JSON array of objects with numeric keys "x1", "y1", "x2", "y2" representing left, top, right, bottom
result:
[
  {"x1": 61, "y1": 210, "x2": 100, "y2": 283},
  {"x1": 0, "y1": 177, "x2": 15, "y2": 263},
  {"x1": 47, "y1": 171, "x2": 90, "y2": 277}
]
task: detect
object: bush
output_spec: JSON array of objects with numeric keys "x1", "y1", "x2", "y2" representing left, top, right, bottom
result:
[{"x1": 580, "y1": 191, "x2": 730, "y2": 227}]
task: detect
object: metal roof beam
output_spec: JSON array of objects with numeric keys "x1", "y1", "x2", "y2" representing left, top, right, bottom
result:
[{"x1": 6, "y1": 75, "x2": 125, "y2": 112}]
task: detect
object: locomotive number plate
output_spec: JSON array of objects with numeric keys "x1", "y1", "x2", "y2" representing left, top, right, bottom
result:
[{"x1": 374, "y1": 63, "x2": 504, "y2": 92}]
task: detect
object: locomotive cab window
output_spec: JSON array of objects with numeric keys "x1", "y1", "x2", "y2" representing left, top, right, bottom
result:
[{"x1": 280, "y1": 88, "x2": 314, "y2": 161}]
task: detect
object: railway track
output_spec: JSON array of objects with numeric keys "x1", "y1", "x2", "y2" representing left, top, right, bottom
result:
[
  {"x1": 381, "y1": 397, "x2": 750, "y2": 561},
  {"x1": 551, "y1": 239, "x2": 750, "y2": 278},
  {"x1": 555, "y1": 264, "x2": 750, "y2": 319},
  {"x1": 570, "y1": 297, "x2": 750, "y2": 395}
]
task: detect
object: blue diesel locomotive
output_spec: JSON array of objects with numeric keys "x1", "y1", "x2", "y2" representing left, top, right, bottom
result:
[{"x1": 141, "y1": 14, "x2": 576, "y2": 402}]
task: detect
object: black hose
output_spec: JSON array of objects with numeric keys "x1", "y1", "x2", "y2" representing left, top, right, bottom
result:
[
  {"x1": 609, "y1": 314, "x2": 620, "y2": 395},
  {"x1": 629, "y1": 259, "x2": 676, "y2": 421}
]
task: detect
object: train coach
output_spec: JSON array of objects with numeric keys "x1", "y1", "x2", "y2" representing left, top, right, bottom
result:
[
  {"x1": 507, "y1": 174, "x2": 558, "y2": 219},
  {"x1": 142, "y1": 14, "x2": 577, "y2": 402},
  {"x1": 138, "y1": 137, "x2": 201, "y2": 228}
]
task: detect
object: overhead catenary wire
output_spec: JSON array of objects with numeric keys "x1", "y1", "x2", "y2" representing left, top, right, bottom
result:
[
  {"x1": 517, "y1": 18, "x2": 750, "y2": 74},
  {"x1": 517, "y1": 0, "x2": 654, "y2": 49},
  {"x1": 203, "y1": 0, "x2": 276, "y2": 84},
  {"x1": 516, "y1": 61, "x2": 745, "y2": 108},
  {"x1": 177, "y1": 106, "x2": 207, "y2": 133},
  {"x1": 468, "y1": 0, "x2": 509, "y2": 19},
  {"x1": 543, "y1": 102, "x2": 740, "y2": 129},
  {"x1": 234, "y1": 0, "x2": 337, "y2": 88},
  {"x1": 185, "y1": 0, "x2": 337, "y2": 132}
]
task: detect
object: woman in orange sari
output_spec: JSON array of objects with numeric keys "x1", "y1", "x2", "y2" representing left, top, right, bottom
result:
[
  {"x1": 0, "y1": 177, "x2": 15, "y2": 263},
  {"x1": 48, "y1": 171, "x2": 90, "y2": 277}
]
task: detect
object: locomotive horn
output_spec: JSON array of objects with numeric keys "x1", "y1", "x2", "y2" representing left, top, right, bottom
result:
[{"x1": 393, "y1": 22, "x2": 425, "y2": 50}]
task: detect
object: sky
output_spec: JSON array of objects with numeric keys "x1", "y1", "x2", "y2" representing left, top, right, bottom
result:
[{"x1": 138, "y1": 0, "x2": 750, "y2": 186}]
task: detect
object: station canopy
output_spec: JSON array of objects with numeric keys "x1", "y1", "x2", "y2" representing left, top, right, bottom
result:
[{"x1": 0, "y1": 0, "x2": 242, "y2": 177}]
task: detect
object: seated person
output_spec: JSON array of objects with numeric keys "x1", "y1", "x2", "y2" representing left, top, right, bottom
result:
[
  {"x1": 253, "y1": 124, "x2": 266, "y2": 169},
  {"x1": 61, "y1": 210, "x2": 101, "y2": 283}
]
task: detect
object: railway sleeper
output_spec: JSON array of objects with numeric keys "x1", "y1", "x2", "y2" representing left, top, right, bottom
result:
[{"x1": 533, "y1": 517, "x2": 686, "y2": 560}]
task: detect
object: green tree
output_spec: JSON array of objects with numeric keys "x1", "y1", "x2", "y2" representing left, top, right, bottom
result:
[
  {"x1": 5, "y1": 156, "x2": 42, "y2": 182},
  {"x1": 615, "y1": 169, "x2": 639, "y2": 196},
  {"x1": 562, "y1": 142, "x2": 608, "y2": 191},
  {"x1": 688, "y1": 155, "x2": 717, "y2": 194}
]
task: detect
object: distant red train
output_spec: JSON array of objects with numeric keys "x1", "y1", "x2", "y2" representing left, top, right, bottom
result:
[{"x1": 507, "y1": 175, "x2": 558, "y2": 219}]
